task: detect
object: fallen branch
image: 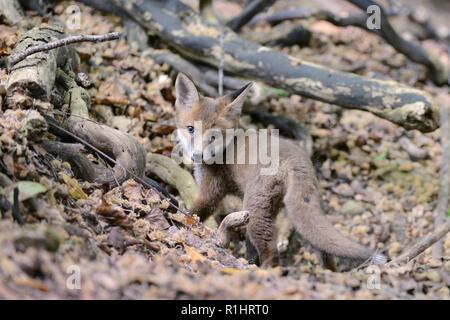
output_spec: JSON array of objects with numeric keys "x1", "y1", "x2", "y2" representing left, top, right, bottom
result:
[
  {"x1": 391, "y1": 219, "x2": 450, "y2": 265},
  {"x1": 250, "y1": 2, "x2": 448, "y2": 85},
  {"x1": 146, "y1": 153, "x2": 198, "y2": 209},
  {"x1": 347, "y1": 0, "x2": 448, "y2": 85},
  {"x1": 6, "y1": 24, "x2": 79, "y2": 102},
  {"x1": 432, "y1": 94, "x2": 450, "y2": 257},
  {"x1": 94, "y1": 0, "x2": 439, "y2": 132},
  {"x1": 227, "y1": 0, "x2": 276, "y2": 31},
  {"x1": 8, "y1": 32, "x2": 121, "y2": 66},
  {"x1": 41, "y1": 140, "x2": 117, "y2": 183},
  {"x1": 249, "y1": 110, "x2": 313, "y2": 155},
  {"x1": 54, "y1": 69, "x2": 146, "y2": 186},
  {"x1": 217, "y1": 210, "x2": 249, "y2": 247},
  {"x1": 145, "y1": 49, "x2": 217, "y2": 97},
  {"x1": 249, "y1": 7, "x2": 374, "y2": 29},
  {"x1": 245, "y1": 23, "x2": 311, "y2": 47}
]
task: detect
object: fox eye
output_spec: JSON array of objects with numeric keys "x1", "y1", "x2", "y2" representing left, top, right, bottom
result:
[{"x1": 187, "y1": 125, "x2": 194, "y2": 133}]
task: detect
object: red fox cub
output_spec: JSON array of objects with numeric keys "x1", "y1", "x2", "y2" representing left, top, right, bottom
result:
[{"x1": 174, "y1": 73, "x2": 386, "y2": 268}]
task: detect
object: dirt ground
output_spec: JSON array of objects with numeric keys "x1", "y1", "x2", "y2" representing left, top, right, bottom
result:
[{"x1": 0, "y1": 0, "x2": 449, "y2": 299}]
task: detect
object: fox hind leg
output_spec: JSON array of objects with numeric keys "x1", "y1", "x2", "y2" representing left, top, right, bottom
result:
[{"x1": 243, "y1": 179, "x2": 283, "y2": 268}]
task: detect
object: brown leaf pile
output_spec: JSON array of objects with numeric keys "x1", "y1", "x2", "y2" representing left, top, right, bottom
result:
[{"x1": 0, "y1": 0, "x2": 449, "y2": 299}]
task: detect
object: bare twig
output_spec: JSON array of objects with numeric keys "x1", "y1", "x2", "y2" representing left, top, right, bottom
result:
[
  {"x1": 433, "y1": 94, "x2": 450, "y2": 257},
  {"x1": 392, "y1": 220, "x2": 450, "y2": 265},
  {"x1": 398, "y1": 136, "x2": 428, "y2": 160},
  {"x1": 9, "y1": 32, "x2": 121, "y2": 66},
  {"x1": 227, "y1": 0, "x2": 276, "y2": 31}
]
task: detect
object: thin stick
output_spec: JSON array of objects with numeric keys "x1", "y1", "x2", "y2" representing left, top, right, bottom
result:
[
  {"x1": 9, "y1": 32, "x2": 121, "y2": 66},
  {"x1": 391, "y1": 220, "x2": 450, "y2": 265},
  {"x1": 433, "y1": 94, "x2": 450, "y2": 257}
]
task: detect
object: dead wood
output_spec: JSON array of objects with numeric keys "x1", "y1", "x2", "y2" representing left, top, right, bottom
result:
[
  {"x1": 432, "y1": 94, "x2": 450, "y2": 257},
  {"x1": 6, "y1": 24, "x2": 79, "y2": 103},
  {"x1": 250, "y1": 2, "x2": 448, "y2": 85},
  {"x1": 54, "y1": 69, "x2": 146, "y2": 185},
  {"x1": 202, "y1": 69, "x2": 247, "y2": 91},
  {"x1": 227, "y1": 0, "x2": 276, "y2": 31},
  {"x1": 248, "y1": 110, "x2": 313, "y2": 155},
  {"x1": 249, "y1": 7, "x2": 374, "y2": 28},
  {"x1": 8, "y1": 32, "x2": 120, "y2": 66},
  {"x1": 41, "y1": 140, "x2": 117, "y2": 183},
  {"x1": 391, "y1": 219, "x2": 450, "y2": 265},
  {"x1": 347, "y1": 0, "x2": 448, "y2": 85},
  {"x1": 89, "y1": 0, "x2": 439, "y2": 132},
  {"x1": 145, "y1": 49, "x2": 217, "y2": 97},
  {"x1": 146, "y1": 153, "x2": 198, "y2": 209},
  {"x1": 217, "y1": 210, "x2": 249, "y2": 247},
  {"x1": 245, "y1": 23, "x2": 311, "y2": 47}
]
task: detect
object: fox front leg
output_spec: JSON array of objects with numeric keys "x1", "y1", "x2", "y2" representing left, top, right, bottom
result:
[{"x1": 190, "y1": 168, "x2": 226, "y2": 221}]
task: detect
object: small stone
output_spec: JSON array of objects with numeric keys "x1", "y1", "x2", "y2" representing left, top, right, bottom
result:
[
  {"x1": 426, "y1": 270, "x2": 441, "y2": 282},
  {"x1": 341, "y1": 200, "x2": 364, "y2": 215}
]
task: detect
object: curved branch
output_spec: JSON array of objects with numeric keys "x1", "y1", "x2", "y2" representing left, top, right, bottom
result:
[{"x1": 347, "y1": 0, "x2": 448, "y2": 85}]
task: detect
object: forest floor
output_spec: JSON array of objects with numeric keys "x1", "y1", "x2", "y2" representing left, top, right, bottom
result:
[{"x1": 0, "y1": 0, "x2": 449, "y2": 299}]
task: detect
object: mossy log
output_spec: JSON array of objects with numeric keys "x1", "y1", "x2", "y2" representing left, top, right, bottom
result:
[{"x1": 85, "y1": 0, "x2": 439, "y2": 132}]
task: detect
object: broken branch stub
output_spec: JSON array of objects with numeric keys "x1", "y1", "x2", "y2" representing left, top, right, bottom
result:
[
  {"x1": 217, "y1": 210, "x2": 249, "y2": 248},
  {"x1": 107, "y1": 0, "x2": 438, "y2": 132},
  {"x1": 62, "y1": 84, "x2": 146, "y2": 185},
  {"x1": 6, "y1": 24, "x2": 79, "y2": 103}
]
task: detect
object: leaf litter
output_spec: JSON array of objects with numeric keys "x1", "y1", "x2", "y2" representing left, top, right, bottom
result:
[{"x1": 0, "y1": 0, "x2": 449, "y2": 299}]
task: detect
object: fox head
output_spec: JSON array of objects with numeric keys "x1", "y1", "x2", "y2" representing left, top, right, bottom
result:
[{"x1": 174, "y1": 73, "x2": 252, "y2": 163}]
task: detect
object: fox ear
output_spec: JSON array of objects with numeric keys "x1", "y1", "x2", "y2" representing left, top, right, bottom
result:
[
  {"x1": 223, "y1": 82, "x2": 253, "y2": 118},
  {"x1": 175, "y1": 73, "x2": 199, "y2": 109}
]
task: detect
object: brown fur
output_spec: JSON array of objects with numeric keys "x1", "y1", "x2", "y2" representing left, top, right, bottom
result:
[{"x1": 174, "y1": 73, "x2": 379, "y2": 268}]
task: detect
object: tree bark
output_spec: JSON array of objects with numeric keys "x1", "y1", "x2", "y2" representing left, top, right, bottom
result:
[{"x1": 6, "y1": 24, "x2": 79, "y2": 103}]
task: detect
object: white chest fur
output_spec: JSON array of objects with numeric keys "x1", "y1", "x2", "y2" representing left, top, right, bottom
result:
[{"x1": 193, "y1": 164, "x2": 202, "y2": 185}]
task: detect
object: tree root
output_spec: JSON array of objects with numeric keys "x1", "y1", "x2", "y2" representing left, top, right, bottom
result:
[
  {"x1": 146, "y1": 153, "x2": 198, "y2": 209},
  {"x1": 217, "y1": 210, "x2": 249, "y2": 248}
]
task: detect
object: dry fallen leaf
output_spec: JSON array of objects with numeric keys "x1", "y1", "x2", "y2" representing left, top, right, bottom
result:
[
  {"x1": 59, "y1": 173, "x2": 88, "y2": 200},
  {"x1": 184, "y1": 244, "x2": 205, "y2": 263}
]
